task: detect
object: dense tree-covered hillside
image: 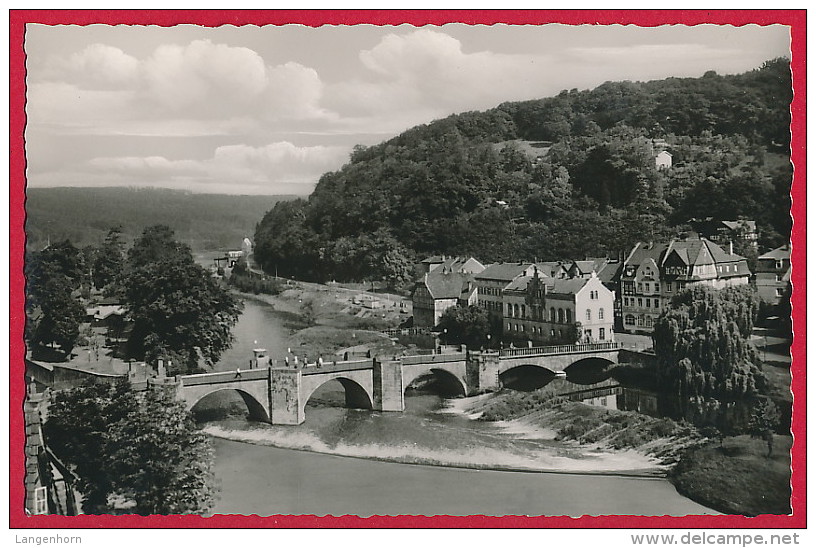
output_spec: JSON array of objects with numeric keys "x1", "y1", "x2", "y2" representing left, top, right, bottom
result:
[
  {"x1": 254, "y1": 59, "x2": 793, "y2": 284},
  {"x1": 25, "y1": 187, "x2": 296, "y2": 252}
]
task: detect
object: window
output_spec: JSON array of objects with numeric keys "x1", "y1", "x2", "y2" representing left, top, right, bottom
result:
[
  {"x1": 667, "y1": 284, "x2": 672, "y2": 293},
  {"x1": 33, "y1": 486, "x2": 47, "y2": 515},
  {"x1": 521, "y1": 304, "x2": 526, "y2": 318},
  {"x1": 584, "y1": 329, "x2": 592, "y2": 340},
  {"x1": 638, "y1": 298, "x2": 643, "y2": 307},
  {"x1": 646, "y1": 316, "x2": 653, "y2": 328},
  {"x1": 776, "y1": 288, "x2": 785, "y2": 297},
  {"x1": 566, "y1": 309, "x2": 572, "y2": 323},
  {"x1": 637, "y1": 282, "x2": 643, "y2": 292},
  {"x1": 599, "y1": 328, "x2": 606, "y2": 340},
  {"x1": 550, "y1": 307, "x2": 556, "y2": 322},
  {"x1": 646, "y1": 298, "x2": 651, "y2": 308},
  {"x1": 508, "y1": 323, "x2": 512, "y2": 331},
  {"x1": 558, "y1": 308, "x2": 565, "y2": 323},
  {"x1": 585, "y1": 309, "x2": 591, "y2": 321},
  {"x1": 776, "y1": 260, "x2": 784, "y2": 269},
  {"x1": 654, "y1": 299, "x2": 660, "y2": 308},
  {"x1": 655, "y1": 282, "x2": 660, "y2": 292},
  {"x1": 520, "y1": 324, "x2": 525, "y2": 333},
  {"x1": 508, "y1": 303, "x2": 513, "y2": 316},
  {"x1": 598, "y1": 308, "x2": 604, "y2": 320},
  {"x1": 550, "y1": 329, "x2": 555, "y2": 336},
  {"x1": 625, "y1": 315, "x2": 635, "y2": 326},
  {"x1": 637, "y1": 315, "x2": 644, "y2": 327}
]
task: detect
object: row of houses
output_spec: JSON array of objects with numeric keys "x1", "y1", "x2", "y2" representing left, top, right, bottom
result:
[
  {"x1": 413, "y1": 255, "x2": 618, "y2": 345},
  {"x1": 412, "y1": 233, "x2": 792, "y2": 342}
]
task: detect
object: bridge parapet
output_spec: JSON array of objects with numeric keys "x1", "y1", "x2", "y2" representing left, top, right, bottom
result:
[
  {"x1": 178, "y1": 368, "x2": 268, "y2": 386},
  {"x1": 401, "y1": 352, "x2": 466, "y2": 366},
  {"x1": 300, "y1": 359, "x2": 372, "y2": 376},
  {"x1": 499, "y1": 341, "x2": 620, "y2": 358}
]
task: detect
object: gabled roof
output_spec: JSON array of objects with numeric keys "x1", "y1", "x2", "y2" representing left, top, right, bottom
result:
[
  {"x1": 722, "y1": 220, "x2": 757, "y2": 232},
  {"x1": 626, "y1": 237, "x2": 750, "y2": 278},
  {"x1": 596, "y1": 260, "x2": 622, "y2": 284},
  {"x1": 420, "y1": 271, "x2": 473, "y2": 300},
  {"x1": 475, "y1": 262, "x2": 533, "y2": 282},
  {"x1": 759, "y1": 244, "x2": 792, "y2": 261}
]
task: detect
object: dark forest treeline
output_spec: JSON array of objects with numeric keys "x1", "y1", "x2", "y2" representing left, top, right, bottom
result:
[
  {"x1": 25, "y1": 187, "x2": 296, "y2": 252},
  {"x1": 254, "y1": 59, "x2": 793, "y2": 284}
]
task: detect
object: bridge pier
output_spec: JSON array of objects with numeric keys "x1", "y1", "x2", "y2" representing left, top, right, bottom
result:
[
  {"x1": 466, "y1": 350, "x2": 502, "y2": 394},
  {"x1": 373, "y1": 358, "x2": 404, "y2": 412},
  {"x1": 268, "y1": 367, "x2": 304, "y2": 425}
]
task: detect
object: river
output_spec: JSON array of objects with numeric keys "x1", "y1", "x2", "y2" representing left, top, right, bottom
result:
[{"x1": 196, "y1": 297, "x2": 716, "y2": 516}]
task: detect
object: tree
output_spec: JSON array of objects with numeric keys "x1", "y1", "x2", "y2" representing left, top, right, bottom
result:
[
  {"x1": 93, "y1": 227, "x2": 126, "y2": 291},
  {"x1": 437, "y1": 305, "x2": 490, "y2": 348},
  {"x1": 652, "y1": 285, "x2": 765, "y2": 432},
  {"x1": 25, "y1": 240, "x2": 86, "y2": 356},
  {"x1": 105, "y1": 388, "x2": 217, "y2": 515},
  {"x1": 748, "y1": 396, "x2": 780, "y2": 457},
  {"x1": 43, "y1": 381, "x2": 216, "y2": 515},
  {"x1": 123, "y1": 226, "x2": 242, "y2": 374},
  {"x1": 43, "y1": 380, "x2": 138, "y2": 513}
]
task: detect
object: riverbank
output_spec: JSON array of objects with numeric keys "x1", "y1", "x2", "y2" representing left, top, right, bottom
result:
[
  {"x1": 671, "y1": 435, "x2": 792, "y2": 516},
  {"x1": 466, "y1": 388, "x2": 792, "y2": 516}
]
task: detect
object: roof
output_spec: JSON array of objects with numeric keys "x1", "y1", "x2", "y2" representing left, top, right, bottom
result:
[
  {"x1": 596, "y1": 260, "x2": 622, "y2": 284},
  {"x1": 86, "y1": 305, "x2": 125, "y2": 320},
  {"x1": 547, "y1": 277, "x2": 590, "y2": 295},
  {"x1": 420, "y1": 271, "x2": 473, "y2": 300},
  {"x1": 625, "y1": 237, "x2": 750, "y2": 278},
  {"x1": 475, "y1": 262, "x2": 533, "y2": 282},
  {"x1": 503, "y1": 273, "x2": 553, "y2": 292},
  {"x1": 759, "y1": 244, "x2": 792, "y2": 261},
  {"x1": 721, "y1": 220, "x2": 757, "y2": 232}
]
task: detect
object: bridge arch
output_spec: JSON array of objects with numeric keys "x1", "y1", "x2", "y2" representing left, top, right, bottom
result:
[
  {"x1": 301, "y1": 376, "x2": 374, "y2": 412},
  {"x1": 404, "y1": 368, "x2": 467, "y2": 397},
  {"x1": 499, "y1": 364, "x2": 558, "y2": 391},
  {"x1": 187, "y1": 387, "x2": 270, "y2": 422},
  {"x1": 563, "y1": 357, "x2": 617, "y2": 384}
]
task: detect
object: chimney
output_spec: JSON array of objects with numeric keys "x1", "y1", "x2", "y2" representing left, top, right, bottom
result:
[{"x1": 729, "y1": 240, "x2": 734, "y2": 255}]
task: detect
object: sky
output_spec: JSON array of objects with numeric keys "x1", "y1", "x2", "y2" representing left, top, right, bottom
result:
[{"x1": 24, "y1": 22, "x2": 791, "y2": 195}]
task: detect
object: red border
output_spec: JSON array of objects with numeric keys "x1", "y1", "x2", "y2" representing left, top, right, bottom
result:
[{"x1": 9, "y1": 9, "x2": 806, "y2": 529}]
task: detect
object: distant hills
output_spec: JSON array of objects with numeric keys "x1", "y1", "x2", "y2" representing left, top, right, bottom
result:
[
  {"x1": 24, "y1": 187, "x2": 296, "y2": 252},
  {"x1": 252, "y1": 59, "x2": 794, "y2": 284}
]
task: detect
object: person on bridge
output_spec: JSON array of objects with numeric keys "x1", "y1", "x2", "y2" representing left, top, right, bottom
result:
[
  {"x1": 284, "y1": 355, "x2": 290, "y2": 367},
  {"x1": 318, "y1": 356, "x2": 324, "y2": 368},
  {"x1": 235, "y1": 367, "x2": 242, "y2": 379}
]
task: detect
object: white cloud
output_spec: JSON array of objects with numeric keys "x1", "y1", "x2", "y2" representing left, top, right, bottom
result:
[
  {"x1": 141, "y1": 40, "x2": 268, "y2": 116},
  {"x1": 45, "y1": 43, "x2": 140, "y2": 89}
]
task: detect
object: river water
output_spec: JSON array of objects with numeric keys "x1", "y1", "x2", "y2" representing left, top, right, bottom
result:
[{"x1": 201, "y1": 298, "x2": 715, "y2": 516}]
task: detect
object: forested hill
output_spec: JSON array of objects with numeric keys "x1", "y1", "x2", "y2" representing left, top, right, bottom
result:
[
  {"x1": 25, "y1": 187, "x2": 296, "y2": 252},
  {"x1": 253, "y1": 59, "x2": 793, "y2": 285}
]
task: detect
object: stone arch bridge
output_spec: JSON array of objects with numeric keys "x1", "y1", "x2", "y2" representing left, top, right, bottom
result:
[{"x1": 172, "y1": 342, "x2": 621, "y2": 425}]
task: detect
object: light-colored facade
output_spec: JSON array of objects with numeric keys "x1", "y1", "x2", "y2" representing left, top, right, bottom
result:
[
  {"x1": 502, "y1": 272, "x2": 615, "y2": 345},
  {"x1": 755, "y1": 244, "x2": 791, "y2": 305},
  {"x1": 655, "y1": 150, "x2": 673, "y2": 170},
  {"x1": 620, "y1": 236, "x2": 751, "y2": 334}
]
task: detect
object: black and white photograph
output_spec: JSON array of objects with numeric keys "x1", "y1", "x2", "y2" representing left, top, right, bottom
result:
[{"x1": 14, "y1": 12, "x2": 801, "y2": 525}]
